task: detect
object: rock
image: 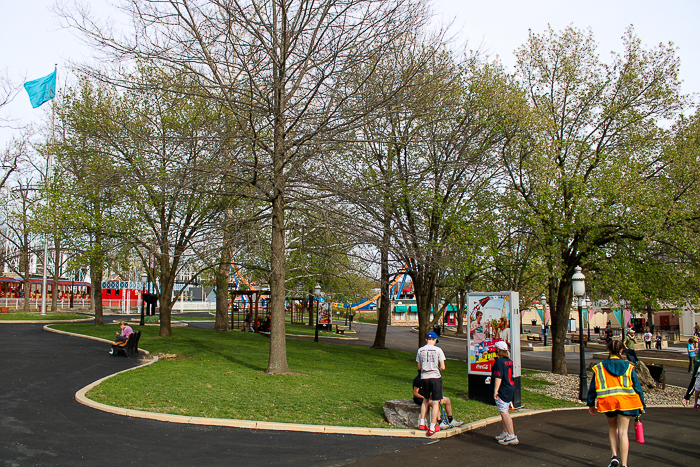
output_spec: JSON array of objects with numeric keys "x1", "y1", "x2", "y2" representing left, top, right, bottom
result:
[
  {"x1": 633, "y1": 361, "x2": 657, "y2": 390},
  {"x1": 383, "y1": 399, "x2": 421, "y2": 428}
]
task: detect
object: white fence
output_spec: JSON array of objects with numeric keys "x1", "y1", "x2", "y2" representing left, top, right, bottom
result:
[
  {"x1": 1, "y1": 297, "x2": 216, "y2": 313},
  {"x1": 0, "y1": 297, "x2": 90, "y2": 310}
]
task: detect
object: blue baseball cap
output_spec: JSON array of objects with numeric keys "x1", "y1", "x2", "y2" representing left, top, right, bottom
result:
[{"x1": 426, "y1": 332, "x2": 439, "y2": 342}]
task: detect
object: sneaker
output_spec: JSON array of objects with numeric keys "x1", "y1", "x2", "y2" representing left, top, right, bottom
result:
[
  {"x1": 495, "y1": 431, "x2": 508, "y2": 440},
  {"x1": 418, "y1": 424, "x2": 428, "y2": 431},
  {"x1": 450, "y1": 420, "x2": 464, "y2": 428},
  {"x1": 498, "y1": 435, "x2": 519, "y2": 445},
  {"x1": 109, "y1": 350, "x2": 113, "y2": 355},
  {"x1": 608, "y1": 456, "x2": 620, "y2": 467},
  {"x1": 427, "y1": 425, "x2": 441, "y2": 436},
  {"x1": 439, "y1": 421, "x2": 451, "y2": 430}
]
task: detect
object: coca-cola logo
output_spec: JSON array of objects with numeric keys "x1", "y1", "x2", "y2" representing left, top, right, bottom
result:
[{"x1": 475, "y1": 363, "x2": 491, "y2": 370}]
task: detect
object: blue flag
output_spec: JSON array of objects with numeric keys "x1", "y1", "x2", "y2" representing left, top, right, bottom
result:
[{"x1": 24, "y1": 68, "x2": 56, "y2": 108}]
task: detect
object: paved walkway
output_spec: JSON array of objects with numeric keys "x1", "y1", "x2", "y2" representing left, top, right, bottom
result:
[
  {"x1": 347, "y1": 407, "x2": 699, "y2": 467},
  {"x1": 0, "y1": 323, "x2": 426, "y2": 466}
]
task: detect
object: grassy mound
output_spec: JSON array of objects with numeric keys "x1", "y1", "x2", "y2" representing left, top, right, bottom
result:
[{"x1": 52, "y1": 323, "x2": 575, "y2": 427}]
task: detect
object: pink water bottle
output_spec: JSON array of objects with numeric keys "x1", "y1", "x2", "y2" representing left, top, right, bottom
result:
[{"x1": 635, "y1": 416, "x2": 645, "y2": 443}]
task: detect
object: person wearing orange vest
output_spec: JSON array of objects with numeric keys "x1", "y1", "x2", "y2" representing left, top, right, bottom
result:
[{"x1": 587, "y1": 339, "x2": 645, "y2": 467}]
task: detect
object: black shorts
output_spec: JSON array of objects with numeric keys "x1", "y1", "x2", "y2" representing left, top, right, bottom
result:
[
  {"x1": 420, "y1": 378, "x2": 443, "y2": 402},
  {"x1": 413, "y1": 397, "x2": 423, "y2": 406},
  {"x1": 604, "y1": 410, "x2": 639, "y2": 418}
]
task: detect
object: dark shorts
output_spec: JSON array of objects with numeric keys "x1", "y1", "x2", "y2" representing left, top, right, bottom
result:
[
  {"x1": 420, "y1": 378, "x2": 443, "y2": 402},
  {"x1": 604, "y1": 409, "x2": 640, "y2": 418},
  {"x1": 413, "y1": 397, "x2": 423, "y2": 406}
]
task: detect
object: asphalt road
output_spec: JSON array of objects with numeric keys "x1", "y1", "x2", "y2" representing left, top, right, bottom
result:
[
  {"x1": 346, "y1": 407, "x2": 699, "y2": 467},
  {"x1": 0, "y1": 323, "x2": 427, "y2": 467},
  {"x1": 4, "y1": 313, "x2": 690, "y2": 467}
]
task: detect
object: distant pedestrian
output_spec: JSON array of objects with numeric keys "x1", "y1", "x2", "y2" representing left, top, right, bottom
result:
[
  {"x1": 655, "y1": 334, "x2": 662, "y2": 350},
  {"x1": 623, "y1": 330, "x2": 638, "y2": 364},
  {"x1": 643, "y1": 330, "x2": 652, "y2": 350},
  {"x1": 588, "y1": 339, "x2": 645, "y2": 467},
  {"x1": 688, "y1": 338, "x2": 698, "y2": 373},
  {"x1": 492, "y1": 340, "x2": 518, "y2": 445},
  {"x1": 416, "y1": 331, "x2": 446, "y2": 436},
  {"x1": 244, "y1": 310, "x2": 254, "y2": 332}
]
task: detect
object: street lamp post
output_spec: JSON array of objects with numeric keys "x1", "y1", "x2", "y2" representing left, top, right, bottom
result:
[
  {"x1": 572, "y1": 266, "x2": 587, "y2": 402},
  {"x1": 314, "y1": 283, "x2": 321, "y2": 342},
  {"x1": 541, "y1": 293, "x2": 547, "y2": 347},
  {"x1": 586, "y1": 298, "x2": 590, "y2": 343},
  {"x1": 139, "y1": 272, "x2": 148, "y2": 326},
  {"x1": 619, "y1": 297, "x2": 626, "y2": 341}
]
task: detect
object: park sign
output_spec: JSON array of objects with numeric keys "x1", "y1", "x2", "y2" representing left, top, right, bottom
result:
[{"x1": 466, "y1": 291, "x2": 521, "y2": 407}]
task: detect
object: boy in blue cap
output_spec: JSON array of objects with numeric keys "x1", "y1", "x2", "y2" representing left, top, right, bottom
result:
[{"x1": 416, "y1": 331, "x2": 446, "y2": 435}]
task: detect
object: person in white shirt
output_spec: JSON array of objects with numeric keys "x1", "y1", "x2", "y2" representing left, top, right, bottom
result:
[
  {"x1": 643, "y1": 329, "x2": 653, "y2": 349},
  {"x1": 416, "y1": 332, "x2": 446, "y2": 436}
]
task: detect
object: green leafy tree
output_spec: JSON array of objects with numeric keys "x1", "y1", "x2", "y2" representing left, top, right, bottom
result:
[{"x1": 501, "y1": 26, "x2": 687, "y2": 374}]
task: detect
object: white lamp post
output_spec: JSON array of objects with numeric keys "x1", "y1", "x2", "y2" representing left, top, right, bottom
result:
[
  {"x1": 314, "y1": 283, "x2": 322, "y2": 342},
  {"x1": 541, "y1": 293, "x2": 547, "y2": 346},
  {"x1": 572, "y1": 266, "x2": 587, "y2": 402},
  {"x1": 139, "y1": 272, "x2": 148, "y2": 326}
]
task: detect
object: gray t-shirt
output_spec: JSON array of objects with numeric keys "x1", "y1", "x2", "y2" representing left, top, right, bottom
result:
[{"x1": 416, "y1": 344, "x2": 446, "y2": 379}]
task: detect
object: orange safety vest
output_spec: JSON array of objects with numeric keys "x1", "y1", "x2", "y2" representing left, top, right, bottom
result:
[{"x1": 592, "y1": 358, "x2": 643, "y2": 413}]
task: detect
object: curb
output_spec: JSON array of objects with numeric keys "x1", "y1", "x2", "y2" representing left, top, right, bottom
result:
[
  {"x1": 591, "y1": 352, "x2": 689, "y2": 368},
  {"x1": 45, "y1": 325, "x2": 689, "y2": 438}
]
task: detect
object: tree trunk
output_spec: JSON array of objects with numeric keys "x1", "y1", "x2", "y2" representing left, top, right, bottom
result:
[
  {"x1": 646, "y1": 302, "x2": 654, "y2": 334},
  {"x1": 158, "y1": 254, "x2": 174, "y2": 337},
  {"x1": 456, "y1": 290, "x2": 465, "y2": 334},
  {"x1": 266, "y1": 188, "x2": 291, "y2": 374},
  {"x1": 372, "y1": 215, "x2": 392, "y2": 349},
  {"x1": 51, "y1": 237, "x2": 60, "y2": 312},
  {"x1": 214, "y1": 232, "x2": 232, "y2": 331},
  {"x1": 91, "y1": 264, "x2": 103, "y2": 326},
  {"x1": 550, "y1": 277, "x2": 573, "y2": 375},
  {"x1": 414, "y1": 270, "x2": 435, "y2": 347}
]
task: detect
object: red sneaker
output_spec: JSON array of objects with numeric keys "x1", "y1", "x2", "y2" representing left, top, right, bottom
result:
[
  {"x1": 418, "y1": 424, "x2": 428, "y2": 431},
  {"x1": 427, "y1": 425, "x2": 441, "y2": 436}
]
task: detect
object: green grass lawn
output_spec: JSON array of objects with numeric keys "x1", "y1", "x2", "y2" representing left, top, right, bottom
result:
[
  {"x1": 1, "y1": 312, "x2": 90, "y2": 321},
  {"x1": 52, "y1": 323, "x2": 575, "y2": 427}
]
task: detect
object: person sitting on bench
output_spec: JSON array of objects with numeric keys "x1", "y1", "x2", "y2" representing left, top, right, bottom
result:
[
  {"x1": 115, "y1": 321, "x2": 134, "y2": 343},
  {"x1": 110, "y1": 321, "x2": 134, "y2": 355}
]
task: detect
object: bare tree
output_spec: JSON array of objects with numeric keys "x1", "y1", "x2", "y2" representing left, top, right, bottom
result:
[{"x1": 59, "y1": 0, "x2": 433, "y2": 373}]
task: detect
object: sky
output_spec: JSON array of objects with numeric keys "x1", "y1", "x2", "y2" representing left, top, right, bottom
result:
[{"x1": 1, "y1": 0, "x2": 699, "y2": 146}]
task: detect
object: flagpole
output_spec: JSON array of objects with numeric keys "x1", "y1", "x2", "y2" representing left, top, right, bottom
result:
[{"x1": 40, "y1": 64, "x2": 57, "y2": 316}]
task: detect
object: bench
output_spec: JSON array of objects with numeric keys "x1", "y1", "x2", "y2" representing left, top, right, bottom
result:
[
  {"x1": 112, "y1": 331, "x2": 141, "y2": 358},
  {"x1": 526, "y1": 335, "x2": 543, "y2": 341},
  {"x1": 568, "y1": 334, "x2": 589, "y2": 343},
  {"x1": 335, "y1": 325, "x2": 346, "y2": 334}
]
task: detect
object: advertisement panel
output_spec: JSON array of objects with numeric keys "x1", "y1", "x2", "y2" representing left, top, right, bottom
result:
[{"x1": 467, "y1": 291, "x2": 521, "y2": 377}]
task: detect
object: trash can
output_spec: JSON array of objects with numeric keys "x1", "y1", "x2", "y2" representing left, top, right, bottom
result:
[{"x1": 0, "y1": 307, "x2": 8, "y2": 313}]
